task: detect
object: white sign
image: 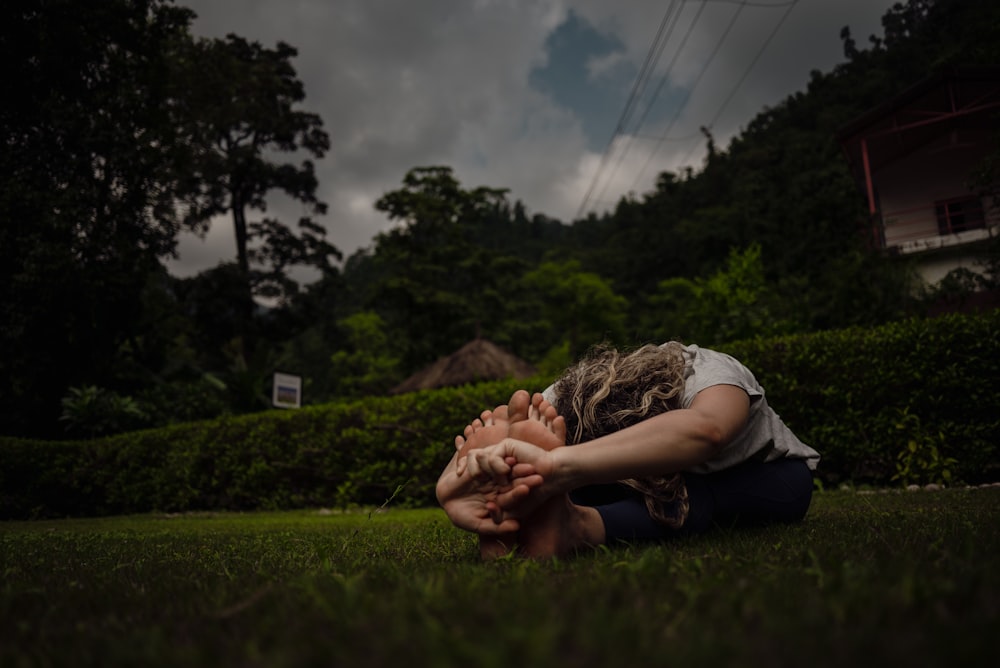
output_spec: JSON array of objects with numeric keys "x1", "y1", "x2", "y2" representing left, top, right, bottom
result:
[{"x1": 272, "y1": 372, "x2": 302, "y2": 409}]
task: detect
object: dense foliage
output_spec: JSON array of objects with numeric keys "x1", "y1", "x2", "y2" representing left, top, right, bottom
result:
[
  {"x1": 723, "y1": 311, "x2": 1000, "y2": 487},
  {"x1": 2, "y1": 0, "x2": 998, "y2": 439},
  {"x1": 0, "y1": 0, "x2": 337, "y2": 437},
  {"x1": 2, "y1": 310, "x2": 996, "y2": 519}
]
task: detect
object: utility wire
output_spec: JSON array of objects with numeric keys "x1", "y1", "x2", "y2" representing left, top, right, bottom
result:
[
  {"x1": 590, "y1": 0, "x2": 713, "y2": 209},
  {"x1": 576, "y1": 0, "x2": 801, "y2": 218},
  {"x1": 618, "y1": 1, "x2": 682, "y2": 142},
  {"x1": 629, "y1": 0, "x2": 749, "y2": 194},
  {"x1": 675, "y1": 0, "x2": 799, "y2": 169},
  {"x1": 573, "y1": 0, "x2": 682, "y2": 221}
]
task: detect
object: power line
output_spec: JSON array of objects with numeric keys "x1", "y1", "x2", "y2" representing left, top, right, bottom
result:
[
  {"x1": 618, "y1": 1, "x2": 683, "y2": 141},
  {"x1": 629, "y1": 0, "x2": 748, "y2": 194},
  {"x1": 674, "y1": 0, "x2": 799, "y2": 168},
  {"x1": 590, "y1": 0, "x2": 712, "y2": 211},
  {"x1": 575, "y1": 0, "x2": 801, "y2": 219},
  {"x1": 574, "y1": 1, "x2": 683, "y2": 221}
]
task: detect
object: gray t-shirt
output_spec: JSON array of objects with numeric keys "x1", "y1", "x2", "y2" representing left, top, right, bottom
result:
[{"x1": 542, "y1": 343, "x2": 820, "y2": 473}]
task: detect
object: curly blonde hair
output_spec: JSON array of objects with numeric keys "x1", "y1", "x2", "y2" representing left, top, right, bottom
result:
[{"x1": 551, "y1": 343, "x2": 691, "y2": 529}]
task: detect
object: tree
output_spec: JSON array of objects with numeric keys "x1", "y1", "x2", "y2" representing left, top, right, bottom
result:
[
  {"x1": 517, "y1": 260, "x2": 629, "y2": 360},
  {"x1": 327, "y1": 312, "x2": 403, "y2": 398},
  {"x1": 643, "y1": 244, "x2": 801, "y2": 346},
  {"x1": 0, "y1": 1, "x2": 342, "y2": 435},
  {"x1": 366, "y1": 167, "x2": 522, "y2": 370},
  {"x1": 0, "y1": 0, "x2": 196, "y2": 436},
  {"x1": 170, "y1": 34, "x2": 339, "y2": 304}
]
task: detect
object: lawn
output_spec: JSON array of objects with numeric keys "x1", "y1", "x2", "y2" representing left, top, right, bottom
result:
[{"x1": 2, "y1": 488, "x2": 997, "y2": 667}]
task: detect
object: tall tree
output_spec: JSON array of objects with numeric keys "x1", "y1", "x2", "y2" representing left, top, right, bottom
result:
[
  {"x1": 367, "y1": 167, "x2": 522, "y2": 370},
  {"x1": 170, "y1": 34, "x2": 339, "y2": 304},
  {"x1": 0, "y1": 0, "x2": 195, "y2": 436}
]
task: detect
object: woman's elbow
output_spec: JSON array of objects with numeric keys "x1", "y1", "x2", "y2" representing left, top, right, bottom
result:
[{"x1": 696, "y1": 420, "x2": 729, "y2": 457}]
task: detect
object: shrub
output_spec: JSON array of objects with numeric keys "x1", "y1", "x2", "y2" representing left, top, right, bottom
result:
[
  {"x1": 723, "y1": 310, "x2": 999, "y2": 486},
  {"x1": 59, "y1": 386, "x2": 151, "y2": 438},
  {"x1": 136, "y1": 377, "x2": 231, "y2": 427},
  {"x1": 0, "y1": 379, "x2": 535, "y2": 519}
]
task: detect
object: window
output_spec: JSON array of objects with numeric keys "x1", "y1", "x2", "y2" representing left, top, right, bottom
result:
[{"x1": 935, "y1": 196, "x2": 985, "y2": 235}]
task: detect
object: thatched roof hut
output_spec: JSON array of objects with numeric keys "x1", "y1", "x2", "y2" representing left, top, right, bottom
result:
[{"x1": 390, "y1": 338, "x2": 536, "y2": 394}]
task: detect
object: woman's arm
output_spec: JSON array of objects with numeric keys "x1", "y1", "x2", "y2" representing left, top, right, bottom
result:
[
  {"x1": 553, "y1": 383, "x2": 749, "y2": 487},
  {"x1": 461, "y1": 384, "x2": 750, "y2": 511}
]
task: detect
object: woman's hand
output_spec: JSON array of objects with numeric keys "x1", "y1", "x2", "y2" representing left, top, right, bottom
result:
[
  {"x1": 436, "y1": 451, "x2": 542, "y2": 533},
  {"x1": 458, "y1": 438, "x2": 561, "y2": 518}
]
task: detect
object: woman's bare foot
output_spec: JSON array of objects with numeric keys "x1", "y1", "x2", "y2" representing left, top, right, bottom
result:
[
  {"x1": 454, "y1": 390, "x2": 601, "y2": 559},
  {"x1": 507, "y1": 390, "x2": 566, "y2": 450},
  {"x1": 454, "y1": 403, "x2": 519, "y2": 560},
  {"x1": 503, "y1": 392, "x2": 596, "y2": 558},
  {"x1": 455, "y1": 405, "x2": 510, "y2": 460},
  {"x1": 519, "y1": 495, "x2": 604, "y2": 559}
]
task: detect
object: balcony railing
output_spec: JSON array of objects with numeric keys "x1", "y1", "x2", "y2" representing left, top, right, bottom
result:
[{"x1": 876, "y1": 196, "x2": 997, "y2": 254}]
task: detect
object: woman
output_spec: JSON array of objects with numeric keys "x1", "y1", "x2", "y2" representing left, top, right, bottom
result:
[{"x1": 437, "y1": 342, "x2": 820, "y2": 559}]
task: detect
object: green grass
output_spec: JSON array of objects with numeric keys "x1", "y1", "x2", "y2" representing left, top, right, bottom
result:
[{"x1": 2, "y1": 488, "x2": 997, "y2": 668}]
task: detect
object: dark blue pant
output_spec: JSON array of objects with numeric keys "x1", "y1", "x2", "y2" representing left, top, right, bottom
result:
[{"x1": 569, "y1": 458, "x2": 814, "y2": 544}]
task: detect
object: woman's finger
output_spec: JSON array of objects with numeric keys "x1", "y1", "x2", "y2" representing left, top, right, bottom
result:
[
  {"x1": 464, "y1": 450, "x2": 493, "y2": 482},
  {"x1": 473, "y1": 446, "x2": 512, "y2": 479},
  {"x1": 486, "y1": 500, "x2": 503, "y2": 524},
  {"x1": 510, "y1": 462, "x2": 538, "y2": 479}
]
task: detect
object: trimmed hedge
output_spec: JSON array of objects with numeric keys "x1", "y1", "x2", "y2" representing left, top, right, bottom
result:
[
  {"x1": 723, "y1": 309, "x2": 999, "y2": 487},
  {"x1": 0, "y1": 381, "x2": 536, "y2": 519},
  {"x1": 1, "y1": 310, "x2": 998, "y2": 519}
]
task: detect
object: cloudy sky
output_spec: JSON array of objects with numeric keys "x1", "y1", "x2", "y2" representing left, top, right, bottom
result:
[{"x1": 168, "y1": 0, "x2": 898, "y2": 278}]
